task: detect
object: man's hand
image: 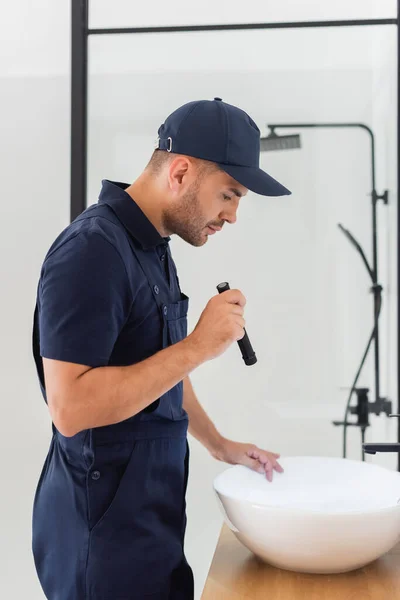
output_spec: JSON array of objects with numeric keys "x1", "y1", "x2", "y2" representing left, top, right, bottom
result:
[{"x1": 213, "y1": 438, "x2": 284, "y2": 482}]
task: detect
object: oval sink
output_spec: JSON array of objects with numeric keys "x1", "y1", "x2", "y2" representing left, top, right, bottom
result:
[{"x1": 213, "y1": 456, "x2": 400, "y2": 574}]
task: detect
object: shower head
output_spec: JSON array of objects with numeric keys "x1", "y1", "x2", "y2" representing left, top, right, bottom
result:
[{"x1": 260, "y1": 128, "x2": 301, "y2": 152}]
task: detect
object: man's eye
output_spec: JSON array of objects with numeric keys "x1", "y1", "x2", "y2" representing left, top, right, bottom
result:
[{"x1": 223, "y1": 194, "x2": 232, "y2": 201}]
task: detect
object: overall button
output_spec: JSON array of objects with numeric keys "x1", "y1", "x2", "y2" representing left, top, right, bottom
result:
[
  {"x1": 91, "y1": 470, "x2": 101, "y2": 480},
  {"x1": 160, "y1": 254, "x2": 165, "y2": 262},
  {"x1": 163, "y1": 306, "x2": 168, "y2": 316},
  {"x1": 154, "y1": 285, "x2": 159, "y2": 294}
]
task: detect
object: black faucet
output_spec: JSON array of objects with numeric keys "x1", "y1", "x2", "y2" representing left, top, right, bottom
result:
[{"x1": 363, "y1": 414, "x2": 400, "y2": 454}]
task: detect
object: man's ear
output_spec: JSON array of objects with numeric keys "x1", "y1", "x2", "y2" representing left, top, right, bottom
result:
[{"x1": 167, "y1": 156, "x2": 192, "y2": 192}]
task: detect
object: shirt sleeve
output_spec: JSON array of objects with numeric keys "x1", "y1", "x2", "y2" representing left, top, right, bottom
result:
[{"x1": 38, "y1": 231, "x2": 133, "y2": 367}]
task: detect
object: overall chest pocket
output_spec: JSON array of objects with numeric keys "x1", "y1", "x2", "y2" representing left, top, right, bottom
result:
[
  {"x1": 139, "y1": 293, "x2": 189, "y2": 421},
  {"x1": 165, "y1": 293, "x2": 189, "y2": 346},
  {"x1": 164, "y1": 293, "x2": 189, "y2": 420}
]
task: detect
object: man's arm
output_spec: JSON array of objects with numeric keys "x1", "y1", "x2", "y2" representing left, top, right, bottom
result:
[
  {"x1": 182, "y1": 376, "x2": 284, "y2": 481},
  {"x1": 44, "y1": 338, "x2": 203, "y2": 437},
  {"x1": 182, "y1": 375, "x2": 225, "y2": 458}
]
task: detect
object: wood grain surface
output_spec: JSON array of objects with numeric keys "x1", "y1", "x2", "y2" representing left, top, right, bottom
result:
[{"x1": 201, "y1": 524, "x2": 400, "y2": 599}]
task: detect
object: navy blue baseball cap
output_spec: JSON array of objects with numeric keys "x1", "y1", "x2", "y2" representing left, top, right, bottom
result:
[{"x1": 156, "y1": 97, "x2": 291, "y2": 197}]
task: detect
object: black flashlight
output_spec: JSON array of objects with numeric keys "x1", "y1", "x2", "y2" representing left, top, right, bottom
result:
[{"x1": 216, "y1": 282, "x2": 257, "y2": 366}]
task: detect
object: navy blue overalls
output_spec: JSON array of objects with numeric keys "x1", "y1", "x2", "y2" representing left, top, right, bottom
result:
[{"x1": 31, "y1": 180, "x2": 195, "y2": 599}]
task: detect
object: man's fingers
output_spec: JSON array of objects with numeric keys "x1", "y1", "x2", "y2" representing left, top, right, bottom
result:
[
  {"x1": 249, "y1": 449, "x2": 276, "y2": 465},
  {"x1": 248, "y1": 448, "x2": 284, "y2": 476},
  {"x1": 223, "y1": 289, "x2": 247, "y2": 307},
  {"x1": 242, "y1": 454, "x2": 265, "y2": 474},
  {"x1": 264, "y1": 461, "x2": 273, "y2": 482}
]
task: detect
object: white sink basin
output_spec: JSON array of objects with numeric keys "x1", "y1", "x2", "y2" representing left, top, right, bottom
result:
[{"x1": 213, "y1": 456, "x2": 400, "y2": 574}]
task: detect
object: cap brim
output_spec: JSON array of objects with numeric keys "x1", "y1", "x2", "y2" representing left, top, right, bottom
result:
[{"x1": 217, "y1": 163, "x2": 291, "y2": 197}]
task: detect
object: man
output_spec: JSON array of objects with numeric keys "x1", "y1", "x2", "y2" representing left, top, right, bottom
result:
[{"x1": 31, "y1": 97, "x2": 290, "y2": 600}]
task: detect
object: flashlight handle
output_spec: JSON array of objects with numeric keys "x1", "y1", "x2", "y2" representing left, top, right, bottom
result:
[{"x1": 216, "y1": 282, "x2": 257, "y2": 366}]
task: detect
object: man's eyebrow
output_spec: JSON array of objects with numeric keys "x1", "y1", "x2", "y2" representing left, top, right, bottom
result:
[{"x1": 228, "y1": 187, "x2": 243, "y2": 198}]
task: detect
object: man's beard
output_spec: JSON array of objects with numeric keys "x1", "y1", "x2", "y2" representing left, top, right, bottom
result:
[{"x1": 162, "y1": 182, "x2": 208, "y2": 247}]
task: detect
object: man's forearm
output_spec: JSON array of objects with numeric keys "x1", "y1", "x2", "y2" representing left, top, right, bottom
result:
[{"x1": 183, "y1": 376, "x2": 225, "y2": 456}]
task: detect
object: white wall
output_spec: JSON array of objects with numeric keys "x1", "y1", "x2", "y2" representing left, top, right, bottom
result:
[
  {"x1": 371, "y1": 27, "x2": 398, "y2": 450},
  {"x1": 0, "y1": 2, "x2": 71, "y2": 599},
  {"x1": 0, "y1": 2, "x2": 397, "y2": 599}
]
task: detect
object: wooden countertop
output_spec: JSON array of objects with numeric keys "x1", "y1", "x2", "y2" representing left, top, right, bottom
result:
[{"x1": 201, "y1": 524, "x2": 400, "y2": 599}]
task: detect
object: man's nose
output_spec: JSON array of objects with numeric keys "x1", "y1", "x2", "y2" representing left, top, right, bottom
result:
[
  {"x1": 222, "y1": 210, "x2": 237, "y2": 225},
  {"x1": 221, "y1": 209, "x2": 237, "y2": 225}
]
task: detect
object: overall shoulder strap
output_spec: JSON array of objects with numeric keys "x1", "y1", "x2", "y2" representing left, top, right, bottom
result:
[{"x1": 77, "y1": 204, "x2": 168, "y2": 327}]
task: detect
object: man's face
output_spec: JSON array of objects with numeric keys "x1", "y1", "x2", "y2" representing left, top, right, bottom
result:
[{"x1": 163, "y1": 167, "x2": 248, "y2": 247}]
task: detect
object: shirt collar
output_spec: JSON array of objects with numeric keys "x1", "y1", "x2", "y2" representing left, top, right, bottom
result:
[{"x1": 98, "y1": 179, "x2": 170, "y2": 250}]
